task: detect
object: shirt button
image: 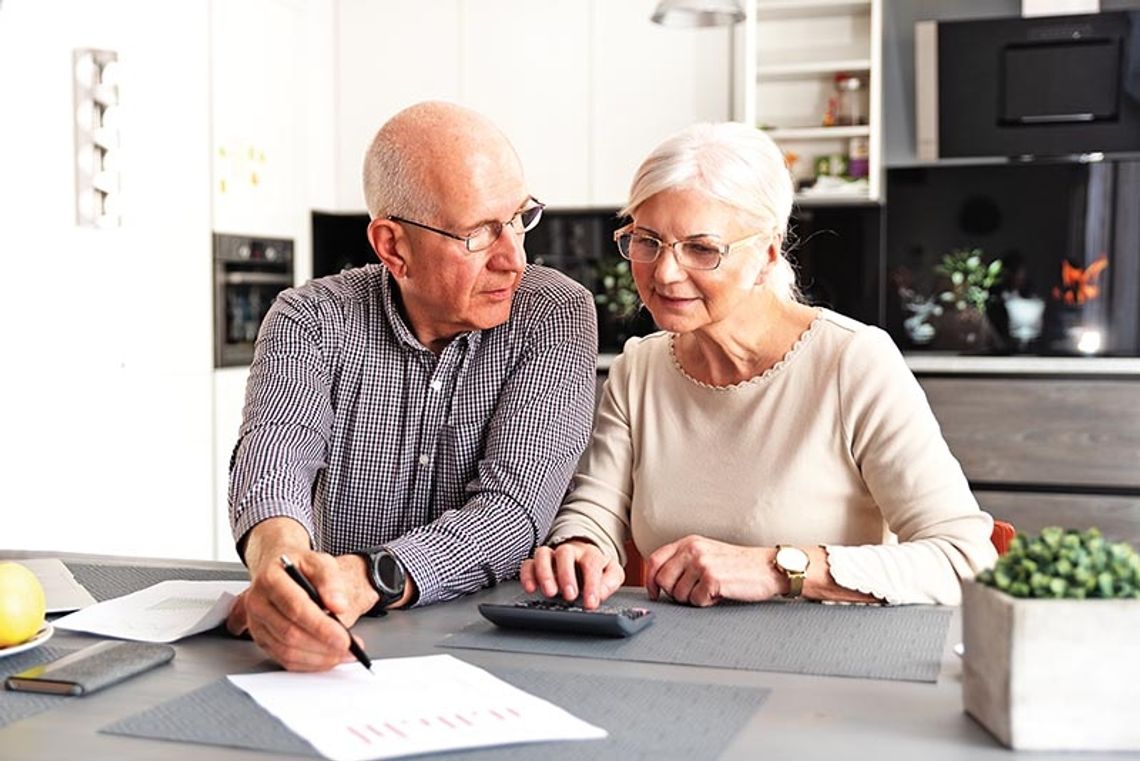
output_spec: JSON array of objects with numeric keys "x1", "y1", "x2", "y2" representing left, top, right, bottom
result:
[
  {"x1": 418, "y1": 454, "x2": 430, "y2": 466},
  {"x1": 429, "y1": 380, "x2": 442, "y2": 392}
]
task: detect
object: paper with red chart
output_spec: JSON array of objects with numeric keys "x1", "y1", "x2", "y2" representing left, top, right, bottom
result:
[{"x1": 227, "y1": 654, "x2": 606, "y2": 760}]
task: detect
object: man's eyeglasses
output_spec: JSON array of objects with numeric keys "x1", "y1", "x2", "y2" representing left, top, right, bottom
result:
[
  {"x1": 614, "y1": 228, "x2": 767, "y2": 271},
  {"x1": 387, "y1": 198, "x2": 545, "y2": 253}
]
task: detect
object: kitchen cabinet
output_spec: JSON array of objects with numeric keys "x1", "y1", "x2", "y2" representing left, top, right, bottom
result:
[
  {"x1": 735, "y1": 0, "x2": 883, "y2": 203},
  {"x1": 462, "y1": 1, "x2": 591, "y2": 207},
  {"x1": 213, "y1": 367, "x2": 250, "y2": 562},
  {"x1": 589, "y1": 1, "x2": 732, "y2": 207},
  {"x1": 918, "y1": 374, "x2": 1140, "y2": 547},
  {"x1": 332, "y1": 0, "x2": 731, "y2": 210},
  {"x1": 334, "y1": 0, "x2": 462, "y2": 210}
]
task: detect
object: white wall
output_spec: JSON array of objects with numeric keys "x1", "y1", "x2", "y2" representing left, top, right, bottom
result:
[{"x1": 0, "y1": 0, "x2": 215, "y2": 558}]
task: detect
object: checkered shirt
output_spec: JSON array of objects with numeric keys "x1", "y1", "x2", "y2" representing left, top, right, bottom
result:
[{"x1": 229, "y1": 263, "x2": 598, "y2": 605}]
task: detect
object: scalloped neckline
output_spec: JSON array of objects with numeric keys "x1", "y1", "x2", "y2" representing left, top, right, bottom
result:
[{"x1": 669, "y1": 310, "x2": 825, "y2": 391}]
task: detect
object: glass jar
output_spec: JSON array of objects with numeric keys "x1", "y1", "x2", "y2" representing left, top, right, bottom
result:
[{"x1": 834, "y1": 73, "x2": 867, "y2": 126}]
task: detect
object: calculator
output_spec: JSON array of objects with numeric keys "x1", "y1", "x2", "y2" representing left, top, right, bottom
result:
[{"x1": 478, "y1": 598, "x2": 655, "y2": 638}]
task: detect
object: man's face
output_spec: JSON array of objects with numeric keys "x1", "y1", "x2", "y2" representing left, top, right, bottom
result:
[{"x1": 391, "y1": 145, "x2": 530, "y2": 351}]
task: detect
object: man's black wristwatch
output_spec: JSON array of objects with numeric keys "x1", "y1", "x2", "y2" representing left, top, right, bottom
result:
[{"x1": 359, "y1": 548, "x2": 407, "y2": 616}]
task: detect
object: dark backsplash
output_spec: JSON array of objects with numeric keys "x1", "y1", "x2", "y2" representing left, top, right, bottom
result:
[{"x1": 312, "y1": 159, "x2": 1140, "y2": 358}]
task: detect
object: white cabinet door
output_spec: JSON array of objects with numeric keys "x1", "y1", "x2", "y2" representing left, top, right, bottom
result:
[
  {"x1": 213, "y1": 367, "x2": 251, "y2": 562},
  {"x1": 461, "y1": 0, "x2": 591, "y2": 207},
  {"x1": 335, "y1": 0, "x2": 463, "y2": 211},
  {"x1": 590, "y1": 0, "x2": 733, "y2": 208}
]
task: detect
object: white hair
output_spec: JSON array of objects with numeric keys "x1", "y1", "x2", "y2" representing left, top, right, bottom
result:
[{"x1": 621, "y1": 122, "x2": 801, "y2": 302}]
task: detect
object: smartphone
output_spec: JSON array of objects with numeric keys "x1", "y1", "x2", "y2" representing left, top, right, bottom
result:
[{"x1": 5, "y1": 640, "x2": 175, "y2": 696}]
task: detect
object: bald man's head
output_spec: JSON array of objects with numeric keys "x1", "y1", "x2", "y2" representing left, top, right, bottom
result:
[{"x1": 362, "y1": 101, "x2": 523, "y2": 221}]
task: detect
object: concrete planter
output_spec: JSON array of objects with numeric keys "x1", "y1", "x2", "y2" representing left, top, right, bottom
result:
[{"x1": 961, "y1": 578, "x2": 1140, "y2": 750}]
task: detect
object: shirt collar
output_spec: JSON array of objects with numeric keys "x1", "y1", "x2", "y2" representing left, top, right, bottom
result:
[{"x1": 377, "y1": 266, "x2": 481, "y2": 355}]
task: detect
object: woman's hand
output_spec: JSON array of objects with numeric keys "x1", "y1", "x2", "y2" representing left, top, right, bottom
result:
[
  {"x1": 645, "y1": 535, "x2": 783, "y2": 606},
  {"x1": 520, "y1": 540, "x2": 625, "y2": 609}
]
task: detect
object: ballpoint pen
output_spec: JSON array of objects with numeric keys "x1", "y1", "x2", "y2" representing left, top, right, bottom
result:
[{"x1": 279, "y1": 554, "x2": 374, "y2": 674}]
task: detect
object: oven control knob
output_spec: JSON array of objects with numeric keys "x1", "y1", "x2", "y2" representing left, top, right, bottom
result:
[
  {"x1": 265, "y1": 246, "x2": 278, "y2": 261},
  {"x1": 238, "y1": 244, "x2": 251, "y2": 259}
]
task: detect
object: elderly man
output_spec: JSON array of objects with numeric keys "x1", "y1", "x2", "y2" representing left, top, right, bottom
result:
[{"x1": 226, "y1": 102, "x2": 597, "y2": 671}]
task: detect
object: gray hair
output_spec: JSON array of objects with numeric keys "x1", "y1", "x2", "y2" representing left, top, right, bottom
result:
[
  {"x1": 362, "y1": 129, "x2": 436, "y2": 221},
  {"x1": 621, "y1": 122, "x2": 800, "y2": 302}
]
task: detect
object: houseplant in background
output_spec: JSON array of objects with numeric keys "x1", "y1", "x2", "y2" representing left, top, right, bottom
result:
[
  {"x1": 593, "y1": 257, "x2": 655, "y2": 352},
  {"x1": 933, "y1": 248, "x2": 1002, "y2": 351},
  {"x1": 962, "y1": 527, "x2": 1140, "y2": 750}
]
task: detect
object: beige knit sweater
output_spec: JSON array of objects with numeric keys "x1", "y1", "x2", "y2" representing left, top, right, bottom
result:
[{"x1": 547, "y1": 310, "x2": 997, "y2": 605}]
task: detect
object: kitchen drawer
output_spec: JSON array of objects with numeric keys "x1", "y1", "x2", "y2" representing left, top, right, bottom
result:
[{"x1": 920, "y1": 378, "x2": 1140, "y2": 490}]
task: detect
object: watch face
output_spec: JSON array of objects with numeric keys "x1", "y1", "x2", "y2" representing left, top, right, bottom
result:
[
  {"x1": 776, "y1": 546, "x2": 809, "y2": 574},
  {"x1": 375, "y1": 552, "x2": 405, "y2": 596}
]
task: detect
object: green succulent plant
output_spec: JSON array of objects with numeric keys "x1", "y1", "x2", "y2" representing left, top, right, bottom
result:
[
  {"x1": 977, "y1": 527, "x2": 1140, "y2": 599},
  {"x1": 936, "y1": 248, "x2": 1003, "y2": 314}
]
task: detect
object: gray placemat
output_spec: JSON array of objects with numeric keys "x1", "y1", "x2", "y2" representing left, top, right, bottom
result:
[
  {"x1": 441, "y1": 591, "x2": 953, "y2": 683},
  {"x1": 65, "y1": 563, "x2": 248, "y2": 603},
  {"x1": 0, "y1": 645, "x2": 78, "y2": 728},
  {"x1": 102, "y1": 666, "x2": 768, "y2": 760}
]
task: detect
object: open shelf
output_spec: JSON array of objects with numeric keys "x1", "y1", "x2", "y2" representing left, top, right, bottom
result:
[
  {"x1": 739, "y1": 0, "x2": 882, "y2": 201},
  {"x1": 766, "y1": 125, "x2": 870, "y2": 140},
  {"x1": 756, "y1": 0, "x2": 871, "y2": 21}
]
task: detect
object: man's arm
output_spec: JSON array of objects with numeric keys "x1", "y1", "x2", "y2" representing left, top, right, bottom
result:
[
  {"x1": 386, "y1": 285, "x2": 598, "y2": 605},
  {"x1": 229, "y1": 288, "x2": 336, "y2": 548},
  {"x1": 226, "y1": 289, "x2": 384, "y2": 668}
]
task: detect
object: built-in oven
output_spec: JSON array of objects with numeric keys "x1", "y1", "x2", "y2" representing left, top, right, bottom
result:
[{"x1": 213, "y1": 233, "x2": 294, "y2": 368}]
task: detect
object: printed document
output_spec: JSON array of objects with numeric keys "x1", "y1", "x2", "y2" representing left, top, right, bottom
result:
[
  {"x1": 53, "y1": 580, "x2": 248, "y2": 642},
  {"x1": 228, "y1": 654, "x2": 606, "y2": 760},
  {"x1": 18, "y1": 558, "x2": 99, "y2": 613}
]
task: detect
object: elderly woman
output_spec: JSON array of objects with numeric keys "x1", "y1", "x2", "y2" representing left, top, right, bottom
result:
[{"x1": 520, "y1": 122, "x2": 996, "y2": 609}]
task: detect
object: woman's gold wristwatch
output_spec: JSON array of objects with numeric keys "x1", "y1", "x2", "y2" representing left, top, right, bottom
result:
[{"x1": 774, "y1": 545, "x2": 810, "y2": 598}]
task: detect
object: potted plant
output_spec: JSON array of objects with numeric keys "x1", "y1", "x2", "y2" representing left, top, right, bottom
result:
[
  {"x1": 593, "y1": 258, "x2": 655, "y2": 352},
  {"x1": 933, "y1": 248, "x2": 1002, "y2": 350},
  {"x1": 962, "y1": 527, "x2": 1140, "y2": 750}
]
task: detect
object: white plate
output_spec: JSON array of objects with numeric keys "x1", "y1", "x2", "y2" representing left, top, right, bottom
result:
[{"x1": 0, "y1": 623, "x2": 54, "y2": 659}]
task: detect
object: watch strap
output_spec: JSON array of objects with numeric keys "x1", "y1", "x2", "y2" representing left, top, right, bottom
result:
[
  {"x1": 358, "y1": 548, "x2": 406, "y2": 616},
  {"x1": 775, "y1": 545, "x2": 809, "y2": 599}
]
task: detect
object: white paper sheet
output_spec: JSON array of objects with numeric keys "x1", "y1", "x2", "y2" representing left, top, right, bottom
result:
[
  {"x1": 53, "y1": 580, "x2": 248, "y2": 642},
  {"x1": 228, "y1": 654, "x2": 606, "y2": 761},
  {"x1": 18, "y1": 558, "x2": 99, "y2": 613}
]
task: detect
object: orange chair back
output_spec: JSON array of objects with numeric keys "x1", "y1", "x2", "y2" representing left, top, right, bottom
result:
[{"x1": 991, "y1": 519, "x2": 1016, "y2": 555}]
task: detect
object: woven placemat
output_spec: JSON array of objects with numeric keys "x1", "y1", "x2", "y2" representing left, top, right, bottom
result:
[
  {"x1": 441, "y1": 591, "x2": 953, "y2": 683},
  {"x1": 65, "y1": 563, "x2": 248, "y2": 603},
  {"x1": 0, "y1": 645, "x2": 78, "y2": 729},
  {"x1": 103, "y1": 666, "x2": 768, "y2": 760}
]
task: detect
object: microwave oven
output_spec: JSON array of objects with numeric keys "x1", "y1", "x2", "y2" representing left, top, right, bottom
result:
[{"x1": 916, "y1": 12, "x2": 1140, "y2": 161}]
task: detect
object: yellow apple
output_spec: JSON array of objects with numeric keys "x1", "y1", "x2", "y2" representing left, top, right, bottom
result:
[{"x1": 0, "y1": 562, "x2": 46, "y2": 647}]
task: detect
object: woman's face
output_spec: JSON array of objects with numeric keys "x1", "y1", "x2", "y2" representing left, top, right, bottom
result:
[{"x1": 628, "y1": 188, "x2": 772, "y2": 335}]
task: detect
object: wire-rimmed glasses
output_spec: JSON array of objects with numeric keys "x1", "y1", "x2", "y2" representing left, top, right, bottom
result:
[
  {"x1": 388, "y1": 197, "x2": 545, "y2": 253},
  {"x1": 613, "y1": 227, "x2": 767, "y2": 271}
]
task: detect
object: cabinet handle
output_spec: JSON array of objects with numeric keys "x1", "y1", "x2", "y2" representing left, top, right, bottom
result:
[{"x1": 222, "y1": 272, "x2": 293, "y2": 286}]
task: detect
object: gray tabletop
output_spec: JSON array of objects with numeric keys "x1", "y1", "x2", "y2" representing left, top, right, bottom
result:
[{"x1": 0, "y1": 551, "x2": 1129, "y2": 760}]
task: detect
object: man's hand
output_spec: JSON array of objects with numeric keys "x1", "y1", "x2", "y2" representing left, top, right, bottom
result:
[
  {"x1": 644, "y1": 535, "x2": 782, "y2": 607},
  {"x1": 520, "y1": 540, "x2": 624, "y2": 610},
  {"x1": 226, "y1": 518, "x2": 380, "y2": 671}
]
